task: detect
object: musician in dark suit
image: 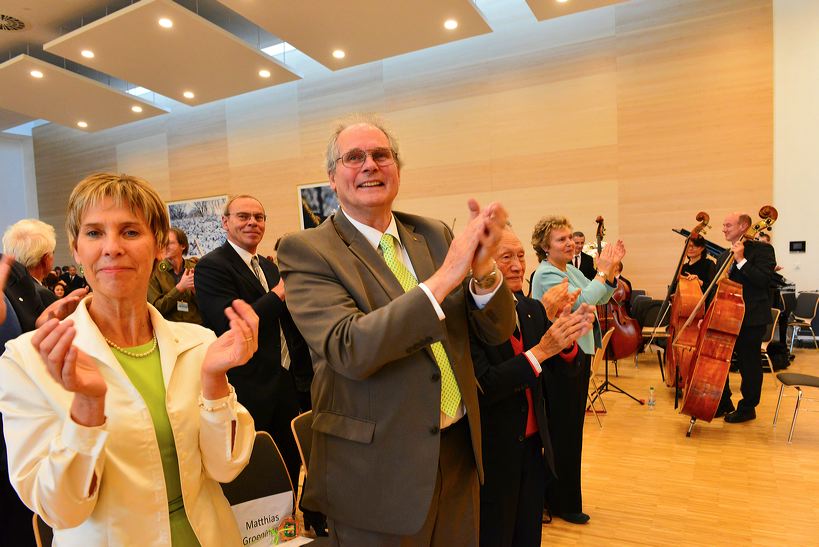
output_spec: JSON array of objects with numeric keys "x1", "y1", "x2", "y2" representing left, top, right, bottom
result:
[
  {"x1": 470, "y1": 228, "x2": 593, "y2": 547},
  {"x1": 60, "y1": 265, "x2": 87, "y2": 292},
  {"x1": 718, "y1": 213, "x2": 776, "y2": 423},
  {"x1": 571, "y1": 232, "x2": 596, "y2": 280},
  {"x1": 194, "y1": 195, "x2": 302, "y2": 489},
  {"x1": 278, "y1": 118, "x2": 516, "y2": 545}
]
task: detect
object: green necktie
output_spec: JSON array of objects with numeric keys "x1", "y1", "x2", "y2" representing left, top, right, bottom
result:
[{"x1": 379, "y1": 233, "x2": 461, "y2": 417}]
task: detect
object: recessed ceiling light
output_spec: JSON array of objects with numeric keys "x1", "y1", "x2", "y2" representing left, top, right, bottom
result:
[
  {"x1": 182, "y1": 90, "x2": 195, "y2": 99},
  {"x1": 30, "y1": 70, "x2": 44, "y2": 79},
  {"x1": 332, "y1": 49, "x2": 346, "y2": 59},
  {"x1": 131, "y1": 105, "x2": 143, "y2": 113},
  {"x1": 81, "y1": 49, "x2": 95, "y2": 59},
  {"x1": 444, "y1": 19, "x2": 458, "y2": 30},
  {"x1": 556, "y1": 0, "x2": 569, "y2": 3},
  {"x1": 77, "y1": 121, "x2": 88, "y2": 128},
  {"x1": 158, "y1": 17, "x2": 173, "y2": 28},
  {"x1": 258, "y1": 69, "x2": 271, "y2": 78}
]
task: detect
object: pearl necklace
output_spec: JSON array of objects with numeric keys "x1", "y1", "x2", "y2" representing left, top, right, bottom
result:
[{"x1": 104, "y1": 333, "x2": 158, "y2": 358}]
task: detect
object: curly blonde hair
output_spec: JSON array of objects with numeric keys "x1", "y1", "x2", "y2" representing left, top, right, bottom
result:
[{"x1": 531, "y1": 215, "x2": 572, "y2": 262}]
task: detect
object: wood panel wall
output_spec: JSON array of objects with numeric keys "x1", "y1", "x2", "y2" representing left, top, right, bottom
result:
[{"x1": 33, "y1": 0, "x2": 773, "y2": 298}]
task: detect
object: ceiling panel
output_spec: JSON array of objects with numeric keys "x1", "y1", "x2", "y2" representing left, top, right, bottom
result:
[
  {"x1": 215, "y1": 0, "x2": 493, "y2": 70},
  {"x1": 43, "y1": 0, "x2": 301, "y2": 106},
  {"x1": 0, "y1": 55, "x2": 168, "y2": 132},
  {"x1": 524, "y1": 0, "x2": 628, "y2": 21},
  {"x1": 0, "y1": 107, "x2": 34, "y2": 132}
]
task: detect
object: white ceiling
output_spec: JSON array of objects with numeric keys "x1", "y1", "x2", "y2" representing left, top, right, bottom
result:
[
  {"x1": 0, "y1": 55, "x2": 168, "y2": 132},
  {"x1": 524, "y1": 0, "x2": 627, "y2": 21},
  {"x1": 215, "y1": 0, "x2": 494, "y2": 70},
  {"x1": 0, "y1": 0, "x2": 631, "y2": 133},
  {"x1": 44, "y1": 0, "x2": 300, "y2": 108}
]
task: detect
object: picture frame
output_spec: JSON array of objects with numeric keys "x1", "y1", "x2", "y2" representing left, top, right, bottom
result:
[
  {"x1": 298, "y1": 182, "x2": 339, "y2": 229},
  {"x1": 166, "y1": 194, "x2": 228, "y2": 257}
]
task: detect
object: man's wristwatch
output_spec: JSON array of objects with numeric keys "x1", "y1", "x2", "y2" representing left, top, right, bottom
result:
[{"x1": 472, "y1": 263, "x2": 499, "y2": 290}]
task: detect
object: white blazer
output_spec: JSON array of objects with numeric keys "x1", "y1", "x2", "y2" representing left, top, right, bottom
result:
[{"x1": 0, "y1": 297, "x2": 255, "y2": 546}]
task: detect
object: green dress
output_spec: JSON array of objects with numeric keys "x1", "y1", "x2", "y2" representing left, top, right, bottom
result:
[{"x1": 114, "y1": 341, "x2": 200, "y2": 546}]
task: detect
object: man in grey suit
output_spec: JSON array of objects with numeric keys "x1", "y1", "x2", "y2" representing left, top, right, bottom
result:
[{"x1": 278, "y1": 117, "x2": 516, "y2": 546}]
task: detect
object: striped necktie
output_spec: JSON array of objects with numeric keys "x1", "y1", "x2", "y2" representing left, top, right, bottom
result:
[
  {"x1": 379, "y1": 233, "x2": 461, "y2": 417},
  {"x1": 250, "y1": 255, "x2": 269, "y2": 291}
]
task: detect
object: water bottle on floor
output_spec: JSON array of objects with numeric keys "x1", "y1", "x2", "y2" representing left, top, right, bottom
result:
[{"x1": 648, "y1": 386, "x2": 656, "y2": 410}]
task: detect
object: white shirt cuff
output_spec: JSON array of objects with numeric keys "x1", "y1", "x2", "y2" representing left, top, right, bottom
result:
[
  {"x1": 735, "y1": 258, "x2": 748, "y2": 269},
  {"x1": 469, "y1": 272, "x2": 504, "y2": 310},
  {"x1": 418, "y1": 283, "x2": 446, "y2": 320},
  {"x1": 524, "y1": 350, "x2": 543, "y2": 376}
]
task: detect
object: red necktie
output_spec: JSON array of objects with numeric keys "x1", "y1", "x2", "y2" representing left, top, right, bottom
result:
[{"x1": 509, "y1": 329, "x2": 538, "y2": 438}]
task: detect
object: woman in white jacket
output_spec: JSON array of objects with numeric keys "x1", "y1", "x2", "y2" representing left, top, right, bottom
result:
[{"x1": 0, "y1": 173, "x2": 257, "y2": 546}]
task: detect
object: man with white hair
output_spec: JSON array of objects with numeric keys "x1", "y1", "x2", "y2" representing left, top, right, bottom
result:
[{"x1": 2, "y1": 219, "x2": 59, "y2": 306}]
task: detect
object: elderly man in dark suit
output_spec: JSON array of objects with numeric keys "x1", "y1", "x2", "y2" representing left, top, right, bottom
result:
[
  {"x1": 718, "y1": 212, "x2": 776, "y2": 423},
  {"x1": 194, "y1": 195, "x2": 303, "y2": 491},
  {"x1": 470, "y1": 227, "x2": 594, "y2": 546},
  {"x1": 278, "y1": 117, "x2": 516, "y2": 545}
]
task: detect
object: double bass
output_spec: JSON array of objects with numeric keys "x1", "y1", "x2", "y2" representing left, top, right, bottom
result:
[
  {"x1": 677, "y1": 206, "x2": 778, "y2": 436},
  {"x1": 665, "y1": 212, "x2": 711, "y2": 390},
  {"x1": 593, "y1": 216, "x2": 642, "y2": 361}
]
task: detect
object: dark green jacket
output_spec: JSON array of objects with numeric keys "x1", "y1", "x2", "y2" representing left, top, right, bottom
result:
[{"x1": 148, "y1": 258, "x2": 203, "y2": 325}]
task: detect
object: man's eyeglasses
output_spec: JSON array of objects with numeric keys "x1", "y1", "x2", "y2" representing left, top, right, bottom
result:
[
  {"x1": 336, "y1": 147, "x2": 397, "y2": 169},
  {"x1": 226, "y1": 212, "x2": 267, "y2": 223}
]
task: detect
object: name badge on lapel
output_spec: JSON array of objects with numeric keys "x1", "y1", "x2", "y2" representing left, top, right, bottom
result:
[{"x1": 177, "y1": 301, "x2": 190, "y2": 313}]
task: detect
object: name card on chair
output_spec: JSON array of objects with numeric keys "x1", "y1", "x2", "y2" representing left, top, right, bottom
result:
[{"x1": 231, "y1": 492, "x2": 311, "y2": 544}]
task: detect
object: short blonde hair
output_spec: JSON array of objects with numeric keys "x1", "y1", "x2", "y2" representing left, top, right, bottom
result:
[
  {"x1": 66, "y1": 173, "x2": 169, "y2": 251},
  {"x1": 531, "y1": 215, "x2": 572, "y2": 262},
  {"x1": 2, "y1": 219, "x2": 57, "y2": 268}
]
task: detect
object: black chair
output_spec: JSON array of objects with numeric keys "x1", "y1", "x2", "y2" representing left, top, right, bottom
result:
[
  {"x1": 291, "y1": 410, "x2": 313, "y2": 473},
  {"x1": 788, "y1": 292, "x2": 819, "y2": 351},
  {"x1": 221, "y1": 431, "x2": 295, "y2": 506},
  {"x1": 32, "y1": 514, "x2": 52, "y2": 547},
  {"x1": 773, "y1": 372, "x2": 819, "y2": 443},
  {"x1": 629, "y1": 289, "x2": 647, "y2": 311},
  {"x1": 762, "y1": 308, "x2": 781, "y2": 377}
]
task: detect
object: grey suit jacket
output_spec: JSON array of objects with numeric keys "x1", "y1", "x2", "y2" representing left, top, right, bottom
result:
[{"x1": 277, "y1": 210, "x2": 516, "y2": 535}]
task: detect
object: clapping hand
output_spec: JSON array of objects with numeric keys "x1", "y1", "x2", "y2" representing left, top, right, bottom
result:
[
  {"x1": 202, "y1": 300, "x2": 259, "y2": 380},
  {"x1": 31, "y1": 318, "x2": 107, "y2": 426},
  {"x1": 36, "y1": 287, "x2": 90, "y2": 328},
  {"x1": 469, "y1": 199, "x2": 509, "y2": 279},
  {"x1": 540, "y1": 278, "x2": 581, "y2": 321},
  {"x1": 176, "y1": 268, "x2": 195, "y2": 292},
  {"x1": 427, "y1": 199, "x2": 508, "y2": 301},
  {"x1": 534, "y1": 303, "x2": 595, "y2": 360}
]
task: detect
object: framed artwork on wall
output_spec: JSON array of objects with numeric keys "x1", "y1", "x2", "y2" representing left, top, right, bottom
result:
[
  {"x1": 166, "y1": 194, "x2": 228, "y2": 257},
  {"x1": 298, "y1": 182, "x2": 339, "y2": 229}
]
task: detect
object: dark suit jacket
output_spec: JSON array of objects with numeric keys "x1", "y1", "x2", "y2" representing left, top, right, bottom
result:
[
  {"x1": 35, "y1": 280, "x2": 57, "y2": 308},
  {"x1": 278, "y1": 210, "x2": 516, "y2": 535},
  {"x1": 718, "y1": 240, "x2": 776, "y2": 328},
  {"x1": 470, "y1": 295, "x2": 557, "y2": 503},
  {"x1": 61, "y1": 273, "x2": 87, "y2": 292},
  {"x1": 3, "y1": 258, "x2": 44, "y2": 333},
  {"x1": 194, "y1": 241, "x2": 294, "y2": 429},
  {"x1": 576, "y1": 252, "x2": 596, "y2": 281}
]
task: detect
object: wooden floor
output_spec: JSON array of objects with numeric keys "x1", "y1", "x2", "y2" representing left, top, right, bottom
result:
[{"x1": 542, "y1": 347, "x2": 819, "y2": 546}]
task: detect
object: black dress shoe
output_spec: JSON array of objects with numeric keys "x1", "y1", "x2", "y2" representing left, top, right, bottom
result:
[
  {"x1": 302, "y1": 508, "x2": 328, "y2": 537},
  {"x1": 724, "y1": 408, "x2": 756, "y2": 423},
  {"x1": 715, "y1": 404, "x2": 736, "y2": 418},
  {"x1": 557, "y1": 512, "x2": 590, "y2": 524}
]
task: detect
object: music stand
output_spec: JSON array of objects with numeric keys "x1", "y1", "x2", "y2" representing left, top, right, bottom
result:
[{"x1": 591, "y1": 310, "x2": 644, "y2": 405}]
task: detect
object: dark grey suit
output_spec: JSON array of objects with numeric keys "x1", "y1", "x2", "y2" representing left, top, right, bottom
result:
[{"x1": 278, "y1": 211, "x2": 516, "y2": 537}]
